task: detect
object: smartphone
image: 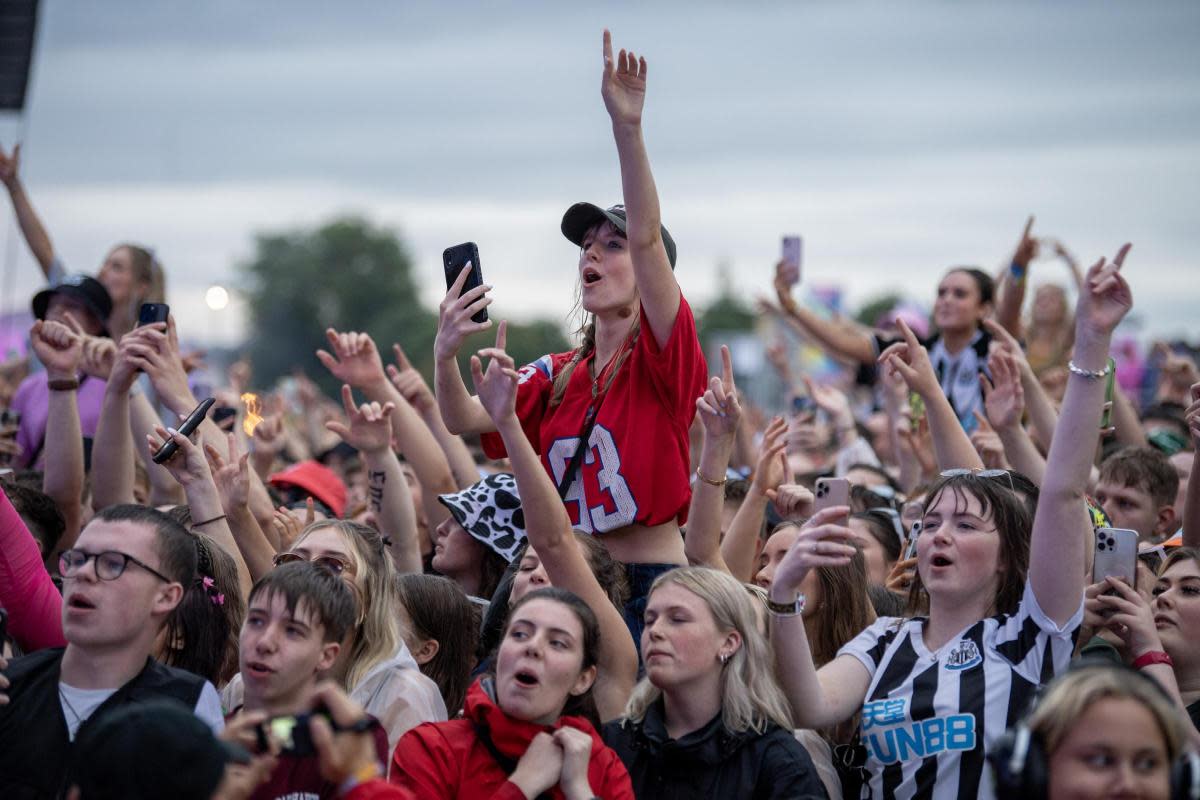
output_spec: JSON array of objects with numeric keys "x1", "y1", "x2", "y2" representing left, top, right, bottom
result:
[
  {"x1": 1092, "y1": 527, "x2": 1138, "y2": 587},
  {"x1": 781, "y1": 235, "x2": 802, "y2": 285},
  {"x1": 1099, "y1": 358, "x2": 1116, "y2": 431},
  {"x1": 792, "y1": 395, "x2": 816, "y2": 416},
  {"x1": 263, "y1": 712, "x2": 321, "y2": 756},
  {"x1": 137, "y1": 302, "x2": 170, "y2": 327},
  {"x1": 814, "y1": 477, "x2": 851, "y2": 522},
  {"x1": 904, "y1": 520, "x2": 921, "y2": 560},
  {"x1": 152, "y1": 397, "x2": 215, "y2": 464},
  {"x1": 443, "y1": 242, "x2": 487, "y2": 324}
]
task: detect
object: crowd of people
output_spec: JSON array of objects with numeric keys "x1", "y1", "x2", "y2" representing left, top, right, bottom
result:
[{"x1": 1, "y1": 29, "x2": 1199, "y2": 800}]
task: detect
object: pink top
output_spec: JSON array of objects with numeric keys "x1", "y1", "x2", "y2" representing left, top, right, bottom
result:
[{"x1": 0, "y1": 490, "x2": 66, "y2": 652}]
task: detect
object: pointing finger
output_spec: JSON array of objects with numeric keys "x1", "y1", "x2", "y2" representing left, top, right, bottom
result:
[
  {"x1": 720, "y1": 345, "x2": 734, "y2": 394},
  {"x1": 392, "y1": 343, "x2": 411, "y2": 370},
  {"x1": 1112, "y1": 243, "x2": 1132, "y2": 270}
]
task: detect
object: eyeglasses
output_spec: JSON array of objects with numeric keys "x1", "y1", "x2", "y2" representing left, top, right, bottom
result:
[
  {"x1": 59, "y1": 549, "x2": 173, "y2": 583},
  {"x1": 940, "y1": 468, "x2": 1017, "y2": 494},
  {"x1": 271, "y1": 551, "x2": 356, "y2": 578}
]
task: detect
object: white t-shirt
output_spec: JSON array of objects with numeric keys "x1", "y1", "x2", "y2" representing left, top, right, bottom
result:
[
  {"x1": 837, "y1": 581, "x2": 1082, "y2": 800},
  {"x1": 59, "y1": 679, "x2": 225, "y2": 741}
]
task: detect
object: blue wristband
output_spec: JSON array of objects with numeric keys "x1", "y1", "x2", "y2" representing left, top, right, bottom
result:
[{"x1": 1009, "y1": 261, "x2": 1026, "y2": 280}]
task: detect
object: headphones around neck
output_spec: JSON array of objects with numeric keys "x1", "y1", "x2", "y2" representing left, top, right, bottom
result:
[{"x1": 988, "y1": 661, "x2": 1200, "y2": 800}]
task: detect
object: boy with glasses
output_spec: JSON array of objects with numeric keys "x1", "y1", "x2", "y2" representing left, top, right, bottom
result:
[
  {"x1": 0, "y1": 504, "x2": 223, "y2": 799},
  {"x1": 229, "y1": 560, "x2": 389, "y2": 799}
]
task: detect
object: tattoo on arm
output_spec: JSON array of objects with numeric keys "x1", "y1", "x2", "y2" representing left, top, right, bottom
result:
[{"x1": 368, "y1": 470, "x2": 386, "y2": 513}]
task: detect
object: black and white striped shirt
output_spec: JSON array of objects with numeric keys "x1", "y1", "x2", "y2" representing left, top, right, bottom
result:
[{"x1": 837, "y1": 582, "x2": 1082, "y2": 799}]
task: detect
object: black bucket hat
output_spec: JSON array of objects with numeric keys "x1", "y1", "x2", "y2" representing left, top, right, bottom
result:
[
  {"x1": 561, "y1": 202, "x2": 677, "y2": 269},
  {"x1": 437, "y1": 473, "x2": 527, "y2": 563},
  {"x1": 31, "y1": 274, "x2": 113, "y2": 335}
]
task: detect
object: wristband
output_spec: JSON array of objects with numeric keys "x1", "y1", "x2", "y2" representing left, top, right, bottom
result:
[
  {"x1": 767, "y1": 593, "x2": 806, "y2": 616},
  {"x1": 1132, "y1": 650, "x2": 1174, "y2": 670},
  {"x1": 48, "y1": 378, "x2": 80, "y2": 392},
  {"x1": 193, "y1": 514, "x2": 228, "y2": 528},
  {"x1": 1009, "y1": 261, "x2": 1027, "y2": 281},
  {"x1": 1066, "y1": 359, "x2": 1113, "y2": 380},
  {"x1": 695, "y1": 468, "x2": 727, "y2": 487}
]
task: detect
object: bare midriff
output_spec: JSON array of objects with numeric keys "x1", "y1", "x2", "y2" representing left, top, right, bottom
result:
[{"x1": 594, "y1": 520, "x2": 686, "y2": 566}]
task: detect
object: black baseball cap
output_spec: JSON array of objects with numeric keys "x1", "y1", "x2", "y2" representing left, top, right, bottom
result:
[
  {"x1": 31, "y1": 274, "x2": 113, "y2": 334},
  {"x1": 67, "y1": 699, "x2": 250, "y2": 799},
  {"x1": 560, "y1": 202, "x2": 678, "y2": 269}
]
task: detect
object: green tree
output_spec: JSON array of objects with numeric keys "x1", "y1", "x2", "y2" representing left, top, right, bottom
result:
[
  {"x1": 240, "y1": 216, "x2": 569, "y2": 393},
  {"x1": 853, "y1": 292, "x2": 904, "y2": 328},
  {"x1": 697, "y1": 260, "x2": 756, "y2": 354}
]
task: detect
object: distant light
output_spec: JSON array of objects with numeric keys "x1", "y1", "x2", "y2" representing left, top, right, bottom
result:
[{"x1": 205, "y1": 285, "x2": 229, "y2": 311}]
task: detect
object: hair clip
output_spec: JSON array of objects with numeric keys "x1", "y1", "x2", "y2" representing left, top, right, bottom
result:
[{"x1": 201, "y1": 575, "x2": 226, "y2": 607}]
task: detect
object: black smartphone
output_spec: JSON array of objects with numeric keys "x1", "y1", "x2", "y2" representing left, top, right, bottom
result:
[
  {"x1": 153, "y1": 397, "x2": 215, "y2": 464},
  {"x1": 137, "y1": 302, "x2": 170, "y2": 327},
  {"x1": 263, "y1": 712, "x2": 322, "y2": 757},
  {"x1": 442, "y1": 242, "x2": 487, "y2": 324}
]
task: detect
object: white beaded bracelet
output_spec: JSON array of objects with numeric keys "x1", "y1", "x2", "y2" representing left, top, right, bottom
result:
[{"x1": 1066, "y1": 359, "x2": 1113, "y2": 380}]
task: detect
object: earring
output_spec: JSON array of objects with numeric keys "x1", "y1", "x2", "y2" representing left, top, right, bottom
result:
[{"x1": 719, "y1": 653, "x2": 729, "y2": 665}]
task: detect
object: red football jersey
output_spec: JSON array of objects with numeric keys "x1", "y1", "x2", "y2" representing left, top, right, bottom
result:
[{"x1": 481, "y1": 297, "x2": 707, "y2": 532}]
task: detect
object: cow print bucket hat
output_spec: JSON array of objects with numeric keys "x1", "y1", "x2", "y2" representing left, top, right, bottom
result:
[{"x1": 437, "y1": 473, "x2": 527, "y2": 563}]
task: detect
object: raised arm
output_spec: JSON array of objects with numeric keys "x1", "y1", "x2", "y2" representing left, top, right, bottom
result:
[
  {"x1": 769, "y1": 506, "x2": 873, "y2": 728},
  {"x1": 721, "y1": 416, "x2": 788, "y2": 583},
  {"x1": 148, "y1": 425, "x2": 253, "y2": 599},
  {"x1": 983, "y1": 319, "x2": 1060, "y2": 451},
  {"x1": 601, "y1": 29, "x2": 678, "y2": 348},
  {"x1": 91, "y1": 327, "x2": 158, "y2": 509},
  {"x1": 387, "y1": 342, "x2": 479, "y2": 490},
  {"x1": 472, "y1": 321, "x2": 638, "y2": 722},
  {"x1": 433, "y1": 266, "x2": 496, "y2": 435},
  {"x1": 684, "y1": 346, "x2": 737, "y2": 573},
  {"x1": 203, "y1": 433, "x2": 277, "y2": 583},
  {"x1": 995, "y1": 216, "x2": 1037, "y2": 338},
  {"x1": 879, "y1": 319, "x2": 984, "y2": 471},
  {"x1": 317, "y1": 328, "x2": 456, "y2": 531},
  {"x1": 32, "y1": 319, "x2": 85, "y2": 551},
  {"x1": 1030, "y1": 245, "x2": 1133, "y2": 625},
  {"x1": 982, "y1": 349, "x2": 1047, "y2": 485},
  {"x1": 772, "y1": 261, "x2": 877, "y2": 364},
  {"x1": 324, "y1": 384, "x2": 421, "y2": 574},
  {"x1": 140, "y1": 318, "x2": 275, "y2": 524},
  {"x1": 1182, "y1": 383, "x2": 1200, "y2": 549},
  {"x1": 0, "y1": 143, "x2": 56, "y2": 276},
  {"x1": 0, "y1": 489, "x2": 65, "y2": 653}
]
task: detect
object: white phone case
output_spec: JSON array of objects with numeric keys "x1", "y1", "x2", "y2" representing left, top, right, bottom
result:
[{"x1": 1092, "y1": 527, "x2": 1139, "y2": 586}]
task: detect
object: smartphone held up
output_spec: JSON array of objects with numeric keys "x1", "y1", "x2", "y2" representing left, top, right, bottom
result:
[
  {"x1": 443, "y1": 242, "x2": 487, "y2": 324},
  {"x1": 780, "y1": 235, "x2": 802, "y2": 287}
]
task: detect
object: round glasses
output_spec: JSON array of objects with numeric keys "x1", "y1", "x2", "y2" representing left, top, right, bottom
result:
[
  {"x1": 271, "y1": 551, "x2": 355, "y2": 578},
  {"x1": 59, "y1": 549, "x2": 173, "y2": 583}
]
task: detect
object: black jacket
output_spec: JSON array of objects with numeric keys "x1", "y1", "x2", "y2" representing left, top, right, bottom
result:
[
  {"x1": 0, "y1": 647, "x2": 206, "y2": 800},
  {"x1": 602, "y1": 700, "x2": 829, "y2": 800}
]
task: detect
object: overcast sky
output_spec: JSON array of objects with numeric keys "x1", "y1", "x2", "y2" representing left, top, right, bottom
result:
[{"x1": 1, "y1": 0, "x2": 1197, "y2": 348}]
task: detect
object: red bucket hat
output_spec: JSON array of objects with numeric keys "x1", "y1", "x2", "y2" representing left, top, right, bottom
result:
[{"x1": 268, "y1": 460, "x2": 347, "y2": 519}]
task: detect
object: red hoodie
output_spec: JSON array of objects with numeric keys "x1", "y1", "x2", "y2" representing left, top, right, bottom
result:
[{"x1": 388, "y1": 679, "x2": 633, "y2": 800}]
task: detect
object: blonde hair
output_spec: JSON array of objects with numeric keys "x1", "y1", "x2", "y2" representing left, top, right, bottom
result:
[
  {"x1": 108, "y1": 243, "x2": 167, "y2": 337},
  {"x1": 623, "y1": 566, "x2": 795, "y2": 734},
  {"x1": 294, "y1": 520, "x2": 402, "y2": 691},
  {"x1": 1028, "y1": 664, "x2": 1189, "y2": 760}
]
